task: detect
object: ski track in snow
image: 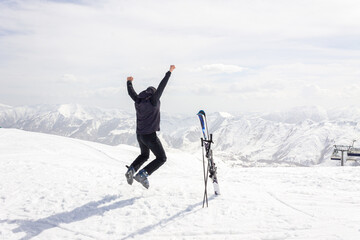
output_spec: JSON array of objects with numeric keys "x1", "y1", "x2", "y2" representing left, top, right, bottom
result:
[
  {"x1": 266, "y1": 192, "x2": 315, "y2": 218},
  {"x1": 1, "y1": 128, "x2": 360, "y2": 240},
  {"x1": 73, "y1": 140, "x2": 122, "y2": 164}
]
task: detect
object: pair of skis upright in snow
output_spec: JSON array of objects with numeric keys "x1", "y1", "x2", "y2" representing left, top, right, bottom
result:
[{"x1": 197, "y1": 110, "x2": 220, "y2": 207}]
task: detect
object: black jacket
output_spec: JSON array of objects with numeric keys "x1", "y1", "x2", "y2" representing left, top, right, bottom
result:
[{"x1": 127, "y1": 71, "x2": 171, "y2": 134}]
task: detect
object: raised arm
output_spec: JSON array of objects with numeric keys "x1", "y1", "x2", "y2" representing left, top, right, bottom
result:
[
  {"x1": 152, "y1": 65, "x2": 175, "y2": 103},
  {"x1": 127, "y1": 76, "x2": 139, "y2": 102}
]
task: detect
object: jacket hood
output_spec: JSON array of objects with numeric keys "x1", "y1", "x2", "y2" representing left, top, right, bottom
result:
[{"x1": 138, "y1": 86, "x2": 156, "y2": 99}]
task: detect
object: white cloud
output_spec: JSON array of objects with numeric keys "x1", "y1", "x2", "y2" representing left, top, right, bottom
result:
[
  {"x1": 302, "y1": 84, "x2": 331, "y2": 98},
  {"x1": 80, "y1": 87, "x2": 122, "y2": 98},
  {"x1": 61, "y1": 74, "x2": 80, "y2": 83},
  {"x1": 192, "y1": 64, "x2": 246, "y2": 74}
]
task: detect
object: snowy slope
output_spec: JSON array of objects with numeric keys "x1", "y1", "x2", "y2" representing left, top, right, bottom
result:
[{"x1": 1, "y1": 128, "x2": 360, "y2": 240}]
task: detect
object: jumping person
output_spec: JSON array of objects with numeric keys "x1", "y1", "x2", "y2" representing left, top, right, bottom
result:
[{"x1": 125, "y1": 65, "x2": 176, "y2": 189}]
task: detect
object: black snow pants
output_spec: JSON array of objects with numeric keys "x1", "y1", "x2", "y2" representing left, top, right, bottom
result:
[{"x1": 131, "y1": 132, "x2": 167, "y2": 175}]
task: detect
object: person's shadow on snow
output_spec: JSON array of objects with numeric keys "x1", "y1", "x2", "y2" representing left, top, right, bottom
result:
[
  {"x1": 1, "y1": 195, "x2": 139, "y2": 240},
  {"x1": 121, "y1": 195, "x2": 216, "y2": 240}
]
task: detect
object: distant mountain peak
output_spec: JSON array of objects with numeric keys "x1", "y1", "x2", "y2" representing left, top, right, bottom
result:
[
  {"x1": 0, "y1": 103, "x2": 12, "y2": 109},
  {"x1": 58, "y1": 104, "x2": 91, "y2": 119},
  {"x1": 217, "y1": 112, "x2": 233, "y2": 118}
]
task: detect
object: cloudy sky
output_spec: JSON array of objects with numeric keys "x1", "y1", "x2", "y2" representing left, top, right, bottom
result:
[{"x1": 1, "y1": 0, "x2": 360, "y2": 114}]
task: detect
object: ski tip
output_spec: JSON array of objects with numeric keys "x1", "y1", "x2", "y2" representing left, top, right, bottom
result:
[{"x1": 197, "y1": 110, "x2": 206, "y2": 116}]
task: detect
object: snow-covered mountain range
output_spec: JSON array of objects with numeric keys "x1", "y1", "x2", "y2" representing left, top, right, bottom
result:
[{"x1": 1, "y1": 103, "x2": 360, "y2": 166}]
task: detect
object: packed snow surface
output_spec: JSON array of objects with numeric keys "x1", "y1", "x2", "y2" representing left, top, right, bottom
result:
[{"x1": 1, "y1": 128, "x2": 360, "y2": 240}]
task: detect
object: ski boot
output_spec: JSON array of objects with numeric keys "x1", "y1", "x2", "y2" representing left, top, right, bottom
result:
[
  {"x1": 125, "y1": 165, "x2": 135, "y2": 185},
  {"x1": 134, "y1": 169, "x2": 149, "y2": 189}
]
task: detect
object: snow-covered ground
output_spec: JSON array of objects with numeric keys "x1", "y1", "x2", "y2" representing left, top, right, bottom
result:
[{"x1": 1, "y1": 128, "x2": 360, "y2": 240}]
